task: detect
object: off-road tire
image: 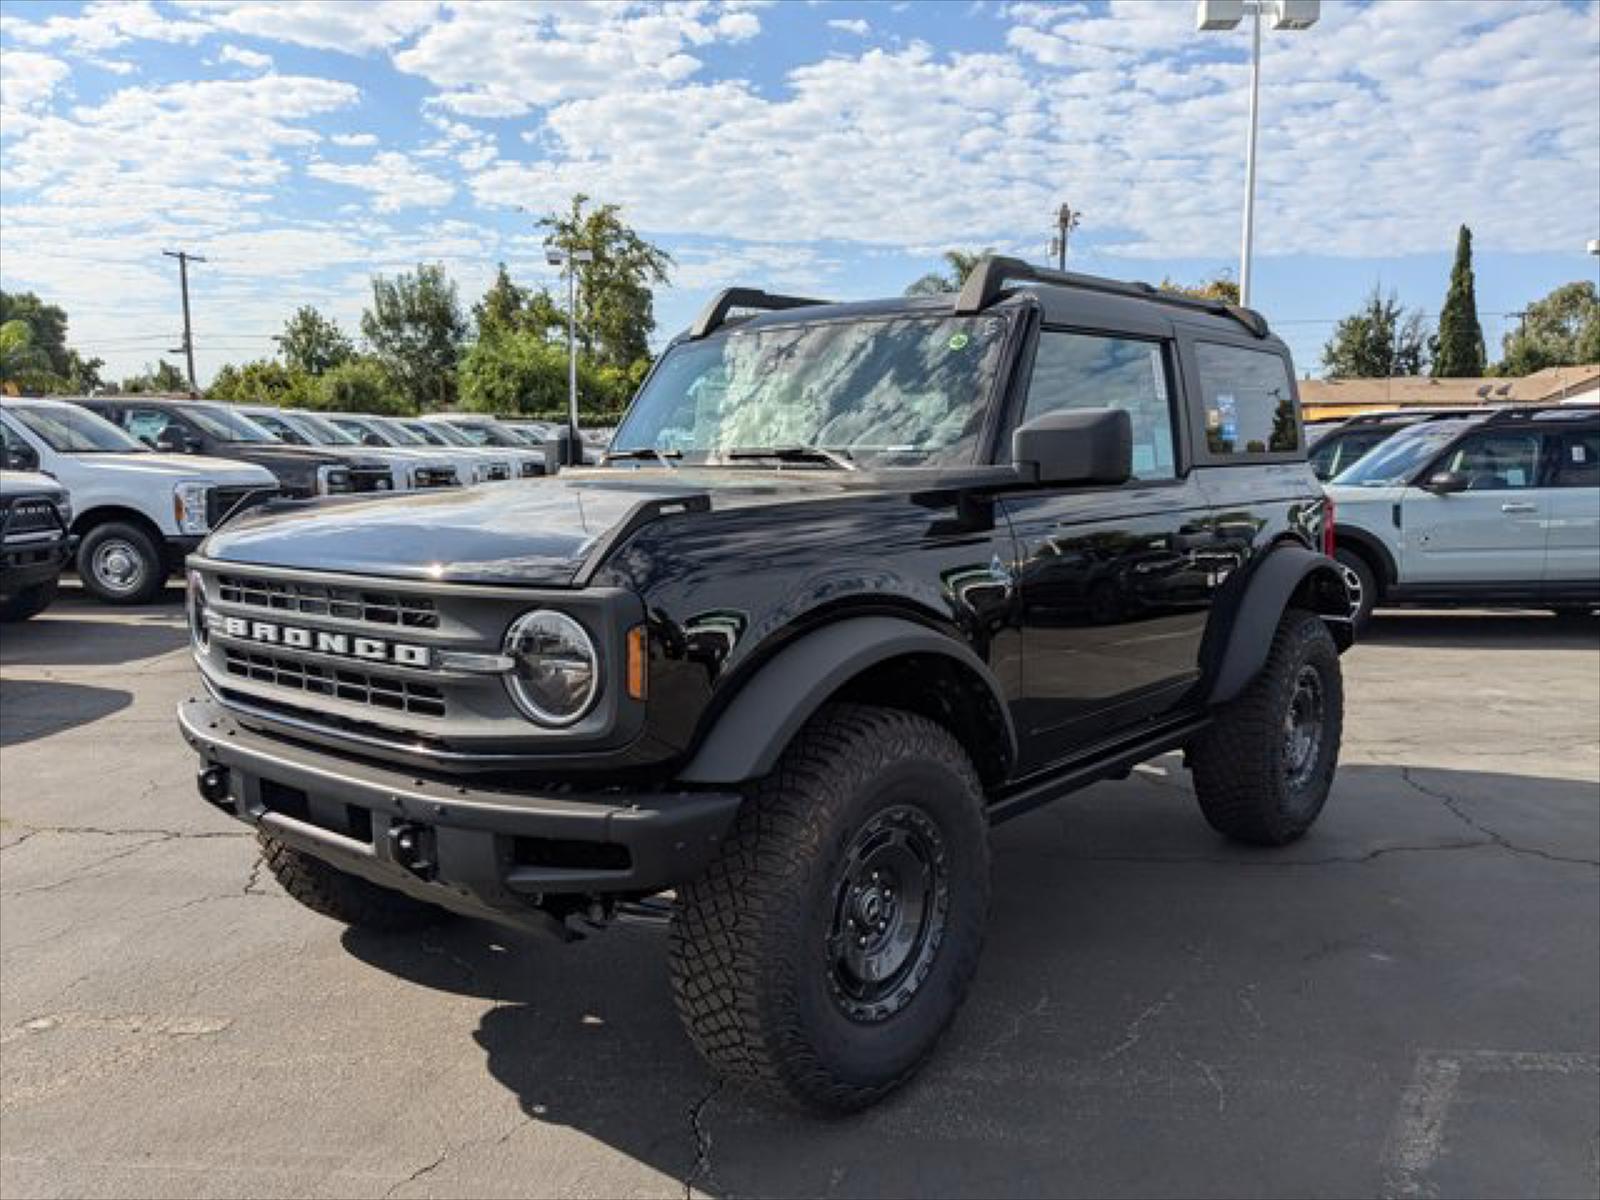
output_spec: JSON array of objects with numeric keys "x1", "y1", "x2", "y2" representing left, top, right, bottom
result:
[
  {"x1": 77, "y1": 521, "x2": 165, "y2": 605},
  {"x1": 0, "y1": 578, "x2": 59, "y2": 622},
  {"x1": 1334, "y1": 546, "x2": 1377, "y2": 632},
  {"x1": 258, "y1": 832, "x2": 440, "y2": 932},
  {"x1": 670, "y1": 703, "x2": 991, "y2": 1112},
  {"x1": 1190, "y1": 607, "x2": 1343, "y2": 846}
]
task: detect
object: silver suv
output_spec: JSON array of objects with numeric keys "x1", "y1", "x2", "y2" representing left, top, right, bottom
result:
[{"x1": 1327, "y1": 405, "x2": 1600, "y2": 626}]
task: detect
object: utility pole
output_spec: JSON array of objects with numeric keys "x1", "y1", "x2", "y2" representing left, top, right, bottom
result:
[
  {"x1": 1049, "y1": 202, "x2": 1081, "y2": 271},
  {"x1": 162, "y1": 249, "x2": 206, "y2": 394}
]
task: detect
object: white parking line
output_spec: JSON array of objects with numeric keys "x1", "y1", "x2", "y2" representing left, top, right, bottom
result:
[{"x1": 1380, "y1": 1049, "x2": 1600, "y2": 1199}]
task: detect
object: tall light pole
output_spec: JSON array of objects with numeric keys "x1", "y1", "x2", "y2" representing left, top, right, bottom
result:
[
  {"x1": 546, "y1": 247, "x2": 594, "y2": 443},
  {"x1": 1196, "y1": 0, "x2": 1320, "y2": 308}
]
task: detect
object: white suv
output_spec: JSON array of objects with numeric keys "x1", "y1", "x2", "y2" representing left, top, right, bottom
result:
[
  {"x1": 1328, "y1": 405, "x2": 1600, "y2": 627},
  {"x1": 0, "y1": 398, "x2": 278, "y2": 604}
]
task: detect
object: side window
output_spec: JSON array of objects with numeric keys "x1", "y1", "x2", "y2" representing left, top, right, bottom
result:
[
  {"x1": 1194, "y1": 342, "x2": 1299, "y2": 456},
  {"x1": 1024, "y1": 331, "x2": 1176, "y2": 480},
  {"x1": 1438, "y1": 431, "x2": 1541, "y2": 491},
  {"x1": 1550, "y1": 429, "x2": 1600, "y2": 489},
  {"x1": 252, "y1": 413, "x2": 303, "y2": 444}
]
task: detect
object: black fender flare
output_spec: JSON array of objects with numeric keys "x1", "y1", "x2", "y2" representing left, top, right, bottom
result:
[
  {"x1": 1206, "y1": 545, "x2": 1353, "y2": 706},
  {"x1": 678, "y1": 615, "x2": 1017, "y2": 785}
]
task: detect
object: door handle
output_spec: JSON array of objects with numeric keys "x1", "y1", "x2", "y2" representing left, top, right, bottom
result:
[{"x1": 1500, "y1": 502, "x2": 1538, "y2": 514}]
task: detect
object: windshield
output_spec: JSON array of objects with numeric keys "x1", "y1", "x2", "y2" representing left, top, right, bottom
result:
[
  {"x1": 328, "y1": 416, "x2": 392, "y2": 446},
  {"x1": 611, "y1": 313, "x2": 1012, "y2": 467},
  {"x1": 1332, "y1": 422, "x2": 1474, "y2": 486},
  {"x1": 407, "y1": 420, "x2": 467, "y2": 447},
  {"x1": 289, "y1": 411, "x2": 361, "y2": 446},
  {"x1": 445, "y1": 419, "x2": 521, "y2": 448},
  {"x1": 5, "y1": 403, "x2": 147, "y2": 454},
  {"x1": 369, "y1": 418, "x2": 428, "y2": 446},
  {"x1": 184, "y1": 403, "x2": 281, "y2": 444}
]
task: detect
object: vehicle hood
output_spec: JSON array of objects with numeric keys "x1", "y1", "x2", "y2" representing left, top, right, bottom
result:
[
  {"x1": 1326, "y1": 482, "x2": 1405, "y2": 507},
  {"x1": 70, "y1": 452, "x2": 277, "y2": 484},
  {"x1": 218, "y1": 442, "x2": 378, "y2": 470},
  {"x1": 200, "y1": 467, "x2": 921, "y2": 585}
]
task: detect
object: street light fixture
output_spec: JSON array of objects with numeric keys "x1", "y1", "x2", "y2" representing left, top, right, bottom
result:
[
  {"x1": 1196, "y1": 0, "x2": 1320, "y2": 307},
  {"x1": 546, "y1": 247, "x2": 595, "y2": 447}
]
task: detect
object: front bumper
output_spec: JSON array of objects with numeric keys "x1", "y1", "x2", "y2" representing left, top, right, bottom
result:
[
  {"x1": 1, "y1": 535, "x2": 75, "y2": 593},
  {"x1": 178, "y1": 695, "x2": 742, "y2": 928}
]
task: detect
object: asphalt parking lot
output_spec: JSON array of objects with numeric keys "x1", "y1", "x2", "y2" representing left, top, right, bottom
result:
[{"x1": 1, "y1": 590, "x2": 1596, "y2": 1200}]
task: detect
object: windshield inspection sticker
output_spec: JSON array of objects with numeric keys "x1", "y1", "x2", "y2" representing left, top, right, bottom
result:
[{"x1": 947, "y1": 332, "x2": 970, "y2": 351}]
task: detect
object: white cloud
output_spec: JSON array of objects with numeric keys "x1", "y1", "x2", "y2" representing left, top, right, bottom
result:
[
  {"x1": 218, "y1": 43, "x2": 273, "y2": 71},
  {"x1": 329, "y1": 132, "x2": 379, "y2": 148},
  {"x1": 0, "y1": 51, "x2": 69, "y2": 113},
  {"x1": 393, "y1": 3, "x2": 764, "y2": 118},
  {"x1": 827, "y1": 18, "x2": 871, "y2": 37},
  {"x1": 177, "y1": 0, "x2": 439, "y2": 54},
  {"x1": 308, "y1": 151, "x2": 456, "y2": 212},
  {"x1": 4, "y1": 1, "x2": 210, "y2": 53}
]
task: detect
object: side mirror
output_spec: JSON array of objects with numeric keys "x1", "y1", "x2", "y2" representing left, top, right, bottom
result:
[
  {"x1": 3, "y1": 442, "x2": 40, "y2": 471},
  {"x1": 1422, "y1": 469, "x2": 1469, "y2": 495},
  {"x1": 1013, "y1": 408, "x2": 1133, "y2": 487},
  {"x1": 362, "y1": 433, "x2": 386, "y2": 447},
  {"x1": 153, "y1": 433, "x2": 182, "y2": 452}
]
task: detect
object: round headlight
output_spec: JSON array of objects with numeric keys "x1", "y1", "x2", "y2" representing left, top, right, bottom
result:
[
  {"x1": 187, "y1": 570, "x2": 209, "y2": 652},
  {"x1": 503, "y1": 610, "x2": 599, "y2": 726}
]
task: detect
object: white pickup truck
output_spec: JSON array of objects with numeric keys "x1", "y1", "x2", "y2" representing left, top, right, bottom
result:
[{"x1": 0, "y1": 397, "x2": 278, "y2": 604}]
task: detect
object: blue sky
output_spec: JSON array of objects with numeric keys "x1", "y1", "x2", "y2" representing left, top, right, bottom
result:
[{"x1": 1, "y1": 0, "x2": 1596, "y2": 386}]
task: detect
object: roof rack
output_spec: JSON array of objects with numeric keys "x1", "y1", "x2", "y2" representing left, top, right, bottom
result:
[
  {"x1": 1482, "y1": 403, "x2": 1599, "y2": 424},
  {"x1": 1339, "y1": 407, "x2": 1489, "y2": 426},
  {"x1": 953, "y1": 255, "x2": 1270, "y2": 339},
  {"x1": 688, "y1": 287, "x2": 831, "y2": 340}
]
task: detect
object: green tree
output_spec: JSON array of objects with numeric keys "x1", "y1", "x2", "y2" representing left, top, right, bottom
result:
[
  {"x1": 0, "y1": 289, "x2": 103, "y2": 392},
  {"x1": 313, "y1": 358, "x2": 410, "y2": 415},
  {"x1": 473, "y1": 263, "x2": 565, "y2": 341},
  {"x1": 206, "y1": 359, "x2": 317, "y2": 406},
  {"x1": 121, "y1": 360, "x2": 188, "y2": 394},
  {"x1": 1496, "y1": 281, "x2": 1600, "y2": 376},
  {"x1": 1432, "y1": 225, "x2": 1486, "y2": 377},
  {"x1": 460, "y1": 330, "x2": 572, "y2": 417},
  {"x1": 1159, "y1": 272, "x2": 1241, "y2": 305},
  {"x1": 0, "y1": 319, "x2": 62, "y2": 393},
  {"x1": 538, "y1": 195, "x2": 672, "y2": 368},
  {"x1": 1322, "y1": 286, "x2": 1430, "y2": 378},
  {"x1": 275, "y1": 306, "x2": 354, "y2": 376},
  {"x1": 360, "y1": 263, "x2": 467, "y2": 412},
  {"x1": 905, "y1": 249, "x2": 993, "y2": 296}
]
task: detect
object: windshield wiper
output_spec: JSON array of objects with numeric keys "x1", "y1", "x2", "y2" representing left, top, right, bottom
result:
[
  {"x1": 601, "y1": 447, "x2": 682, "y2": 469},
  {"x1": 725, "y1": 445, "x2": 857, "y2": 471}
]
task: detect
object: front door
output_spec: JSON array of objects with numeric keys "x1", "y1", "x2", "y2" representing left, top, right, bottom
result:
[
  {"x1": 1001, "y1": 328, "x2": 1212, "y2": 771},
  {"x1": 1401, "y1": 427, "x2": 1546, "y2": 584}
]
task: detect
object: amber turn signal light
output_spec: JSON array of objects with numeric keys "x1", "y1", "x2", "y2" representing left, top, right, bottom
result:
[{"x1": 626, "y1": 624, "x2": 648, "y2": 701}]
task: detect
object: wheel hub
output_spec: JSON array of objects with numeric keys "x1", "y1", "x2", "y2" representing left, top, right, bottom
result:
[
  {"x1": 826, "y1": 804, "x2": 949, "y2": 1023},
  {"x1": 93, "y1": 540, "x2": 143, "y2": 592},
  {"x1": 1283, "y1": 664, "x2": 1325, "y2": 788}
]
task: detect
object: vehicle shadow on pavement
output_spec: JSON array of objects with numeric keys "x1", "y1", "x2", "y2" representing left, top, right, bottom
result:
[
  {"x1": 0, "y1": 679, "x2": 132, "y2": 747},
  {"x1": 339, "y1": 761, "x2": 1599, "y2": 1198},
  {"x1": 0, "y1": 606, "x2": 187, "y2": 668},
  {"x1": 1364, "y1": 611, "x2": 1600, "y2": 651}
]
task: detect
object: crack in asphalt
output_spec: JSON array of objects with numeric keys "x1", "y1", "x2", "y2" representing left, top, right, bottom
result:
[
  {"x1": 684, "y1": 1080, "x2": 723, "y2": 1199},
  {"x1": 381, "y1": 1146, "x2": 451, "y2": 1199},
  {"x1": 1399, "y1": 768, "x2": 1600, "y2": 868}
]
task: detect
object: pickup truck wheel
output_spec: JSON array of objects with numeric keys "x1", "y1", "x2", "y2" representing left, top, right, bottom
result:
[
  {"x1": 77, "y1": 521, "x2": 165, "y2": 605},
  {"x1": 258, "y1": 833, "x2": 440, "y2": 932},
  {"x1": 1333, "y1": 547, "x2": 1377, "y2": 632},
  {"x1": 670, "y1": 703, "x2": 990, "y2": 1112},
  {"x1": 1190, "y1": 607, "x2": 1343, "y2": 846},
  {"x1": 0, "y1": 578, "x2": 59, "y2": 622}
]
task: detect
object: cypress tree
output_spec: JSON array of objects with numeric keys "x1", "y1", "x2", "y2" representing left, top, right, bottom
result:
[{"x1": 1432, "y1": 225, "x2": 1486, "y2": 377}]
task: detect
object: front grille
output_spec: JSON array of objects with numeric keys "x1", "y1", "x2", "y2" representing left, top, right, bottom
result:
[
  {"x1": 484, "y1": 462, "x2": 511, "y2": 481},
  {"x1": 349, "y1": 467, "x2": 393, "y2": 493},
  {"x1": 2, "y1": 497, "x2": 63, "y2": 537},
  {"x1": 217, "y1": 572, "x2": 439, "y2": 629},
  {"x1": 414, "y1": 467, "x2": 458, "y2": 489},
  {"x1": 519, "y1": 461, "x2": 540, "y2": 478},
  {"x1": 207, "y1": 485, "x2": 274, "y2": 528},
  {"x1": 223, "y1": 647, "x2": 446, "y2": 717}
]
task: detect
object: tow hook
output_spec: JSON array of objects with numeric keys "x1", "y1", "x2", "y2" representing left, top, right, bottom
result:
[
  {"x1": 388, "y1": 822, "x2": 436, "y2": 879},
  {"x1": 197, "y1": 765, "x2": 231, "y2": 807}
]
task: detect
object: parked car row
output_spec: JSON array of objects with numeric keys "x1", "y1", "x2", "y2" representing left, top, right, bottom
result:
[{"x1": 0, "y1": 398, "x2": 573, "y2": 618}]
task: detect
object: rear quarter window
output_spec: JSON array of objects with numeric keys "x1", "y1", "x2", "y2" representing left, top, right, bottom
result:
[{"x1": 1194, "y1": 342, "x2": 1300, "y2": 457}]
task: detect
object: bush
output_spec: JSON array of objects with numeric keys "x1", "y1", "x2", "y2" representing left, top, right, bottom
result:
[
  {"x1": 460, "y1": 332, "x2": 642, "y2": 421},
  {"x1": 206, "y1": 359, "x2": 317, "y2": 407},
  {"x1": 308, "y1": 359, "x2": 413, "y2": 415}
]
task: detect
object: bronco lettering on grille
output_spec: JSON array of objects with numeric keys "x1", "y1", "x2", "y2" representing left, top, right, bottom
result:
[{"x1": 218, "y1": 616, "x2": 432, "y2": 668}]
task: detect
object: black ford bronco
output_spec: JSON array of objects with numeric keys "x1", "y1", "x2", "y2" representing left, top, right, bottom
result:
[{"x1": 179, "y1": 256, "x2": 1352, "y2": 1111}]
